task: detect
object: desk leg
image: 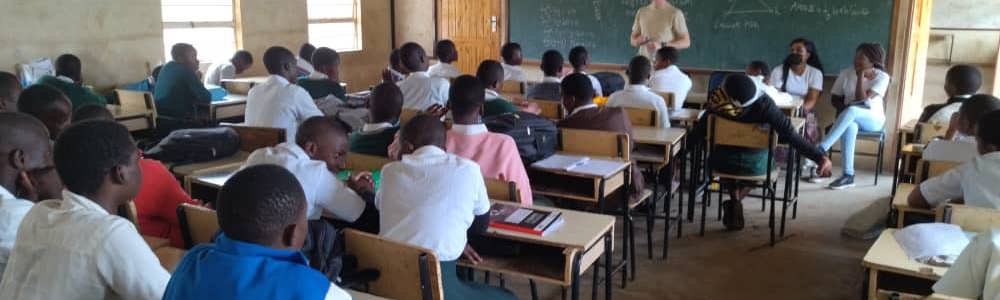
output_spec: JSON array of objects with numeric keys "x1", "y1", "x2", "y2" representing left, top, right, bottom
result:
[
  {"x1": 570, "y1": 252, "x2": 582, "y2": 300},
  {"x1": 647, "y1": 166, "x2": 657, "y2": 259},
  {"x1": 687, "y1": 138, "x2": 702, "y2": 222},
  {"x1": 677, "y1": 141, "x2": 687, "y2": 239},
  {"x1": 866, "y1": 268, "x2": 878, "y2": 300},
  {"x1": 793, "y1": 149, "x2": 801, "y2": 219},
  {"x1": 624, "y1": 170, "x2": 636, "y2": 281},
  {"x1": 890, "y1": 132, "x2": 905, "y2": 199},
  {"x1": 605, "y1": 232, "x2": 613, "y2": 300},
  {"x1": 662, "y1": 154, "x2": 675, "y2": 259}
]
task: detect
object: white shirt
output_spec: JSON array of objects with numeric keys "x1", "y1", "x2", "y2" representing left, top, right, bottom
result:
[
  {"x1": 768, "y1": 65, "x2": 824, "y2": 99},
  {"x1": 607, "y1": 84, "x2": 671, "y2": 128},
  {"x1": 0, "y1": 186, "x2": 32, "y2": 279},
  {"x1": 0, "y1": 191, "x2": 170, "y2": 300},
  {"x1": 325, "y1": 284, "x2": 352, "y2": 300},
  {"x1": 245, "y1": 75, "x2": 324, "y2": 142},
  {"x1": 244, "y1": 143, "x2": 367, "y2": 222},
  {"x1": 428, "y1": 62, "x2": 462, "y2": 79},
  {"x1": 297, "y1": 57, "x2": 315, "y2": 75},
  {"x1": 543, "y1": 76, "x2": 561, "y2": 83},
  {"x1": 577, "y1": 72, "x2": 603, "y2": 96},
  {"x1": 929, "y1": 95, "x2": 973, "y2": 125},
  {"x1": 831, "y1": 68, "x2": 891, "y2": 121},
  {"x1": 568, "y1": 103, "x2": 599, "y2": 118},
  {"x1": 502, "y1": 63, "x2": 526, "y2": 82},
  {"x1": 485, "y1": 89, "x2": 505, "y2": 102},
  {"x1": 933, "y1": 228, "x2": 1000, "y2": 300},
  {"x1": 649, "y1": 65, "x2": 693, "y2": 111},
  {"x1": 387, "y1": 67, "x2": 405, "y2": 83},
  {"x1": 920, "y1": 152, "x2": 1000, "y2": 209},
  {"x1": 203, "y1": 62, "x2": 236, "y2": 86},
  {"x1": 376, "y1": 146, "x2": 491, "y2": 261},
  {"x1": 398, "y1": 71, "x2": 451, "y2": 110},
  {"x1": 361, "y1": 122, "x2": 395, "y2": 133}
]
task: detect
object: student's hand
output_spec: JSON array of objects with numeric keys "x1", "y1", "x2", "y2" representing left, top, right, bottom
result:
[
  {"x1": 388, "y1": 132, "x2": 403, "y2": 161},
  {"x1": 817, "y1": 157, "x2": 834, "y2": 178},
  {"x1": 462, "y1": 244, "x2": 483, "y2": 265},
  {"x1": 381, "y1": 68, "x2": 394, "y2": 83},
  {"x1": 348, "y1": 171, "x2": 375, "y2": 193},
  {"x1": 644, "y1": 39, "x2": 659, "y2": 54},
  {"x1": 423, "y1": 104, "x2": 449, "y2": 119}
]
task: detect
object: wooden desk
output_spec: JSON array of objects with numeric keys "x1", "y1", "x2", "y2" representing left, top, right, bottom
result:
[
  {"x1": 900, "y1": 119, "x2": 919, "y2": 135},
  {"x1": 155, "y1": 246, "x2": 187, "y2": 273},
  {"x1": 458, "y1": 202, "x2": 616, "y2": 300},
  {"x1": 169, "y1": 151, "x2": 249, "y2": 181},
  {"x1": 209, "y1": 95, "x2": 248, "y2": 121},
  {"x1": 108, "y1": 104, "x2": 155, "y2": 132},
  {"x1": 346, "y1": 290, "x2": 391, "y2": 300},
  {"x1": 220, "y1": 77, "x2": 268, "y2": 95},
  {"x1": 668, "y1": 108, "x2": 704, "y2": 127},
  {"x1": 184, "y1": 164, "x2": 240, "y2": 203},
  {"x1": 631, "y1": 127, "x2": 686, "y2": 165},
  {"x1": 529, "y1": 155, "x2": 630, "y2": 203},
  {"x1": 862, "y1": 229, "x2": 948, "y2": 300},
  {"x1": 777, "y1": 99, "x2": 804, "y2": 117},
  {"x1": 891, "y1": 184, "x2": 935, "y2": 228}
]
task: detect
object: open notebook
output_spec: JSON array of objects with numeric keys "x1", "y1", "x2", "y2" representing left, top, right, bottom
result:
[{"x1": 531, "y1": 154, "x2": 624, "y2": 177}]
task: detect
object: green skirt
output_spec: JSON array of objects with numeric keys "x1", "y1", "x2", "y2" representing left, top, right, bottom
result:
[
  {"x1": 441, "y1": 260, "x2": 516, "y2": 300},
  {"x1": 708, "y1": 145, "x2": 771, "y2": 177}
]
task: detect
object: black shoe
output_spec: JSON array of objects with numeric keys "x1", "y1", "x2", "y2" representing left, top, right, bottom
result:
[
  {"x1": 828, "y1": 175, "x2": 856, "y2": 190},
  {"x1": 722, "y1": 200, "x2": 745, "y2": 231}
]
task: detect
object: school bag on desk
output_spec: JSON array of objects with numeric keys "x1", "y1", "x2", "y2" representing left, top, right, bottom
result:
[
  {"x1": 484, "y1": 111, "x2": 557, "y2": 164},
  {"x1": 144, "y1": 127, "x2": 240, "y2": 164}
]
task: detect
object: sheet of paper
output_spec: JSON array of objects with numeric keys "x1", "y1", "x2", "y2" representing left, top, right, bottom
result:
[
  {"x1": 894, "y1": 223, "x2": 971, "y2": 266},
  {"x1": 568, "y1": 158, "x2": 625, "y2": 177},
  {"x1": 532, "y1": 154, "x2": 589, "y2": 171}
]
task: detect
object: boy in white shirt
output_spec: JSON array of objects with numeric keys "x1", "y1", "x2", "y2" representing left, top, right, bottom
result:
[
  {"x1": 568, "y1": 46, "x2": 604, "y2": 96},
  {"x1": 919, "y1": 65, "x2": 981, "y2": 125},
  {"x1": 244, "y1": 46, "x2": 324, "y2": 142},
  {"x1": 398, "y1": 42, "x2": 451, "y2": 110},
  {"x1": 607, "y1": 56, "x2": 670, "y2": 128},
  {"x1": 203, "y1": 50, "x2": 253, "y2": 86},
  {"x1": 923, "y1": 95, "x2": 1000, "y2": 162},
  {"x1": 908, "y1": 109, "x2": 1000, "y2": 209},
  {"x1": 932, "y1": 227, "x2": 1000, "y2": 300},
  {"x1": 428, "y1": 40, "x2": 462, "y2": 79},
  {"x1": 649, "y1": 47, "x2": 692, "y2": 111},
  {"x1": 297, "y1": 43, "x2": 316, "y2": 77},
  {"x1": 525, "y1": 50, "x2": 564, "y2": 101},
  {"x1": 500, "y1": 42, "x2": 526, "y2": 82}
]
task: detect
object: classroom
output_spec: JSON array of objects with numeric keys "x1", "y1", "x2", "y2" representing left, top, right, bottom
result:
[{"x1": 0, "y1": 0, "x2": 998, "y2": 299}]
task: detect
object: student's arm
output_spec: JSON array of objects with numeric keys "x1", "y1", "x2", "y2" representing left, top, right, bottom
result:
[
  {"x1": 760, "y1": 100, "x2": 826, "y2": 163},
  {"x1": 630, "y1": 14, "x2": 645, "y2": 47},
  {"x1": 910, "y1": 167, "x2": 964, "y2": 209},
  {"x1": 803, "y1": 70, "x2": 823, "y2": 111},
  {"x1": 186, "y1": 69, "x2": 212, "y2": 105},
  {"x1": 98, "y1": 222, "x2": 171, "y2": 300},
  {"x1": 296, "y1": 89, "x2": 325, "y2": 120},
  {"x1": 220, "y1": 65, "x2": 236, "y2": 81},
  {"x1": 906, "y1": 184, "x2": 933, "y2": 209},
  {"x1": 932, "y1": 230, "x2": 995, "y2": 299},
  {"x1": 468, "y1": 169, "x2": 492, "y2": 236}
]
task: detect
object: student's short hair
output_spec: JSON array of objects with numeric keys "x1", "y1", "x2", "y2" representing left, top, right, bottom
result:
[
  {"x1": 54, "y1": 120, "x2": 135, "y2": 196},
  {"x1": 449, "y1": 75, "x2": 485, "y2": 116},
  {"x1": 370, "y1": 82, "x2": 403, "y2": 123},
  {"x1": 561, "y1": 73, "x2": 595, "y2": 102},
  {"x1": 72, "y1": 104, "x2": 113, "y2": 123},
  {"x1": 960, "y1": 94, "x2": 1000, "y2": 130},
  {"x1": 299, "y1": 43, "x2": 317, "y2": 62},
  {"x1": 389, "y1": 49, "x2": 402, "y2": 69},
  {"x1": 476, "y1": 60, "x2": 504, "y2": 88},
  {"x1": 263, "y1": 46, "x2": 296, "y2": 75},
  {"x1": 311, "y1": 47, "x2": 341, "y2": 69},
  {"x1": 945, "y1": 65, "x2": 982, "y2": 95},
  {"x1": 400, "y1": 42, "x2": 426, "y2": 72},
  {"x1": 295, "y1": 115, "x2": 351, "y2": 147},
  {"x1": 627, "y1": 56, "x2": 652, "y2": 84},
  {"x1": 723, "y1": 74, "x2": 757, "y2": 103},
  {"x1": 501, "y1": 43, "x2": 522, "y2": 62},
  {"x1": 400, "y1": 114, "x2": 445, "y2": 149},
  {"x1": 655, "y1": 47, "x2": 679, "y2": 64},
  {"x1": 434, "y1": 40, "x2": 457, "y2": 61},
  {"x1": 0, "y1": 112, "x2": 49, "y2": 149},
  {"x1": 55, "y1": 54, "x2": 82, "y2": 82},
  {"x1": 856, "y1": 43, "x2": 886, "y2": 70},
  {"x1": 0, "y1": 71, "x2": 20, "y2": 100},
  {"x1": 978, "y1": 110, "x2": 1000, "y2": 148},
  {"x1": 170, "y1": 43, "x2": 196, "y2": 61},
  {"x1": 541, "y1": 50, "x2": 564, "y2": 77},
  {"x1": 748, "y1": 60, "x2": 771, "y2": 77},
  {"x1": 568, "y1": 46, "x2": 589, "y2": 69},
  {"x1": 17, "y1": 84, "x2": 69, "y2": 119},
  {"x1": 232, "y1": 50, "x2": 254, "y2": 65},
  {"x1": 217, "y1": 164, "x2": 307, "y2": 245}
]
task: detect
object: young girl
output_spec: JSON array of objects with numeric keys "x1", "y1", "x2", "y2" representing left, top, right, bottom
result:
[{"x1": 769, "y1": 38, "x2": 825, "y2": 181}]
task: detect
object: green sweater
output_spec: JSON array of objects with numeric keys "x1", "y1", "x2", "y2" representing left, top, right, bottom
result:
[
  {"x1": 36, "y1": 75, "x2": 106, "y2": 109},
  {"x1": 349, "y1": 126, "x2": 399, "y2": 157},
  {"x1": 483, "y1": 98, "x2": 518, "y2": 118},
  {"x1": 154, "y1": 61, "x2": 211, "y2": 119},
  {"x1": 297, "y1": 77, "x2": 347, "y2": 100}
]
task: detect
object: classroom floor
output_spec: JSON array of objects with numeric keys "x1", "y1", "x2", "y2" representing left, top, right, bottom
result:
[{"x1": 502, "y1": 165, "x2": 889, "y2": 300}]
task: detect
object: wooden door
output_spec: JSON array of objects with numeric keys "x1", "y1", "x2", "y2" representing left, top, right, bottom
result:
[{"x1": 438, "y1": 0, "x2": 504, "y2": 75}]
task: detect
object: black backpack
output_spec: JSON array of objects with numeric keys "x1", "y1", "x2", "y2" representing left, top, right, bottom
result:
[
  {"x1": 592, "y1": 72, "x2": 626, "y2": 97},
  {"x1": 145, "y1": 127, "x2": 241, "y2": 164},
  {"x1": 484, "y1": 112, "x2": 558, "y2": 164}
]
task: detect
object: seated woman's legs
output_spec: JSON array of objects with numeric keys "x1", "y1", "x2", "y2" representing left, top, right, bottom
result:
[{"x1": 818, "y1": 106, "x2": 884, "y2": 188}]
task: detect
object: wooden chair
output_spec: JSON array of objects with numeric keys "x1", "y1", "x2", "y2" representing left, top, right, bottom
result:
[
  {"x1": 527, "y1": 98, "x2": 563, "y2": 120},
  {"x1": 225, "y1": 125, "x2": 286, "y2": 153},
  {"x1": 114, "y1": 89, "x2": 157, "y2": 129},
  {"x1": 623, "y1": 107, "x2": 658, "y2": 127},
  {"x1": 500, "y1": 80, "x2": 524, "y2": 95},
  {"x1": 343, "y1": 229, "x2": 444, "y2": 300},
  {"x1": 400, "y1": 108, "x2": 422, "y2": 124},
  {"x1": 653, "y1": 91, "x2": 676, "y2": 111},
  {"x1": 943, "y1": 204, "x2": 1000, "y2": 233},
  {"x1": 485, "y1": 178, "x2": 520, "y2": 203},
  {"x1": 916, "y1": 122, "x2": 949, "y2": 144},
  {"x1": 347, "y1": 152, "x2": 392, "y2": 172},
  {"x1": 176, "y1": 203, "x2": 219, "y2": 249}
]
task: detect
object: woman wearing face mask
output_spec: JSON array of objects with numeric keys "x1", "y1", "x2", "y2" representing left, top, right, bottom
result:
[
  {"x1": 818, "y1": 43, "x2": 891, "y2": 190},
  {"x1": 769, "y1": 38, "x2": 825, "y2": 181}
]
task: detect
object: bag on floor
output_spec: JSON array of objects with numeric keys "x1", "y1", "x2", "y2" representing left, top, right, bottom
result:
[
  {"x1": 145, "y1": 127, "x2": 240, "y2": 164},
  {"x1": 485, "y1": 111, "x2": 557, "y2": 164}
]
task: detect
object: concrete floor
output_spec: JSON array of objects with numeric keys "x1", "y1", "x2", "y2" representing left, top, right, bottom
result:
[{"x1": 499, "y1": 168, "x2": 889, "y2": 300}]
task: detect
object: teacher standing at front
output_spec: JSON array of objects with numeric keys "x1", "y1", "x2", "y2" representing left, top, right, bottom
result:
[{"x1": 631, "y1": 0, "x2": 691, "y2": 59}]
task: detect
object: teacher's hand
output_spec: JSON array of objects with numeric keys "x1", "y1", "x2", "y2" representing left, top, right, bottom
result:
[{"x1": 644, "y1": 40, "x2": 659, "y2": 53}]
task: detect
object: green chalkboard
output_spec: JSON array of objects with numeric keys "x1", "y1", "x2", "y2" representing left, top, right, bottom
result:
[{"x1": 509, "y1": 0, "x2": 894, "y2": 75}]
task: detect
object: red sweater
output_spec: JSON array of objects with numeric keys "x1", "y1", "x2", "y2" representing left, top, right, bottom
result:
[{"x1": 135, "y1": 159, "x2": 201, "y2": 248}]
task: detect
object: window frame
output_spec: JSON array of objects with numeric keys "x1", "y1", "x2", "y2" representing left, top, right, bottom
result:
[
  {"x1": 306, "y1": 0, "x2": 364, "y2": 53},
  {"x1": 160, "y1": 0, "x2": 239, "y2": 64}
]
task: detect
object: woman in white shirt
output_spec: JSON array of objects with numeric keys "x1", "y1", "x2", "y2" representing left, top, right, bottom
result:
[
  {"x1": 818, "y1": 43, "x2": 891, "y2": 190},
  {"x1": 769, "y1": 38, "x2": 826, "y2": 180}
]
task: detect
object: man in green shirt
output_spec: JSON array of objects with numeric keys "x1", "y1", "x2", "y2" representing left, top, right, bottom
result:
[
  {"x1": 154, "y1": 43, "x2": 211, "y2": 132},
  {"x1": 349, "y1": 82, "x2": 402, "y2": 157},
  {"x1": 476, "y1": 60, "x2": 518, "y2": 118},
  {"x1": 297, "y1": 47, "x2": 347, "y2": 101},
  {"x1": 35, "y1": 54, "x2": 105, "y2": 110}
]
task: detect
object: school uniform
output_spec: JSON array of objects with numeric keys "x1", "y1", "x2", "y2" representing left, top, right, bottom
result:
[
  {"x1": 349, "y1": 123, "x2": 400, "y2": 157},
  {"x1": 0, "y1": 186, "x2": 32, "y2": 279},
  {"x1": 154, "y1": 61, "x2": 212, "y2": 120},
  {"x1": 920, "y1": 94, "x2": 973, "y2": 125},
  {"x1": 296, "y1": 57, "x2": 315, "y2": 77},
  {"x1": 398, "y1": 71, "x2": 451, "y2": 110},
  {"x1": 202, "y1": 62, "x2": 236, "y2": 86},
  {"x1": 428, "y1": 62, "x2": 462, "y2": 79},
  {"x1": 36, "y1": 75, "x2": 106, "y2": 109},
  {"x1": 525, "y1": 76, "x2": 562, "y2": 101},
  {"x1": 0, "y1": 190, "x2": 170, "y2": 300},
  {"x1": 501, "y1": 63, "x2": 526, "y2": 82},
  {"x1": 386, "y1": 67, "x2": 405, "y2": 83},
  {"x1": 244, "y1": 75, "x2": 324, "y2": 142},
  {"x1": 933, "y1": 228, "x2": 1000, "y2": 300},
  {"x1": 649, "y1": 65, "x2": 692, "y2": 111},
  {"x1": 135, "y1": 159, "x2": 201, "y2": 248},
  {"x1": 298, "y1": 72, "x2": 348, "y2": 101},
  {"x1": 607, "y1": 84, "x2": 671, "y2": 128},
  {"x1": 768, "y1": 65, "x2": 824, "y2": 144},
  {"x1": 446, "y1": 123, "x2": 533, "y2": 205},
  {"x1": 576, "y1": 71, "x2": 604, "y2": 96},
  {"x1": 558, "y1": 104, "x2": 645, "y2": 195},
  {"x1": 483, "y1": 89, "x2": 518, "y2": 117},
  {"x1": 919, "y1": 152, "x2": 1000, "y2": 209},
  {"x1": 163, "y1": 234, "x2": 350, "y2": 300}
]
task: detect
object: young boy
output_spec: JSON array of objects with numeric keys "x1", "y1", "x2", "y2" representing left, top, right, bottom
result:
[
  {"x1": 500, "y1": 42, "x2": 526, "y2": 82},
  {"x1": 154, "y1": 43, "x2": 212, "y2": 126},
  {"x1": 203, "y1": 50, "x2": 254, "y2": 86},
  {"x1": 245, "y1": 46, "x2": 324, "y2": 142},
  {"x1": 381, "y1": 49, "x2": 406, "y2": 83},
  {"x1": 446, "y1": 75, "x2": 533, "y2": 205},
  {"x1": 0, "y1": 121, "x2": 169, "y2": 299},
  {"x1": 909, "y1": 109, "x2": 1000, "y2": 210},
  {"x1": 477, "y1": 60, "x2": 519, "y2": 117},
  {"x1": 350, "y1": 82, "x2": 402, "y2": 157},
  {"x1": 163, "y1": 165, "x2": 351, "y2": 300},
  {"x1": 17, "y1": 84, "x2": 71, "y2": 140},
  {"x1": 298, "y1": 47, "x2": 347, "y2": 101},
  {"x1": 0, "y1": 72, "x2": 22, "y2": 112},
  {"x1": 525, "y1": 50, "x2": 564, "y2": 101},
  {"x1": 607, "y1": 56, "x2": 670, "y2": 128},
  {"x1": 35, "y1": 54, "x2": 106, "y2": 109},
  {"x1": 378, "y1": 114, "x2": 515, "y2": 300},
  {"x1": 568, "y1": 46, "x2": 603, "y2": 96},
  {"x1": 649, "y1": 47, "x2": 692, "y2": 111},
  {"x1": 932, "y1": 227, "x2": 1000, "y2": 299},
  {"x1": 428, "y1": 39, "x2": 462, "y2": 79},
  {"x1": 397, "y1": 42, "x2": 451, "y2": 110},
  {"x1": 297, "y1": 43, "x2": 317, "y2": 77},
  {"x1": 919, "y1": 65, "x2": 981, "y2": 125}
]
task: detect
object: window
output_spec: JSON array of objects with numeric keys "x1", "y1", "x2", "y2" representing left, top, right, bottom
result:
[
  {"x1": 161, "y1": 0, "x2": 237, "y2": 63},
  {"x1": 307, "y1": 0, "x2": 363, "y2": 52}
]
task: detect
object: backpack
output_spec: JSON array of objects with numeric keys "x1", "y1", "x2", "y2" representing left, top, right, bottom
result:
[
  {"x1": 145, "y1": 127, "x2": 240, "y2": 164},
  {"x1": 592, "y1": 72, "x2": 626, "y2": 97},
  {"x1": 484, "y1": 112, "x2": 558, "y2": 164}
]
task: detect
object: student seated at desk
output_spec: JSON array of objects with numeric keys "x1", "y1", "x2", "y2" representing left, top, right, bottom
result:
[
  {"x1": 35, "y1": 54, "x2": 106, "y2": 109},
  {"x1": 568, "y1": 46, "x2": 604, "y2": 96},
  {"x1": 163, "y1": 165, "x2": 351, "y2": 300},
  {"x1": 746, "y1": 60, "x2": 771, "y2": 84},
  {"x1": 121, "y1": 65, "x2": 162, "y2": 94},
  {"x1": 945, "y1": 95, "x2": 1000, "y2": 144},
  {"x1": 908, "y1": 110, "x2": 1000, "y2": 210},
  {"x1": 648, "y1": 47, "x2": 691, "y2": 111},
  {"x1": 350, "y1": 83, "x2": 403, "y2": 157},
  {"x1": 297, "y1": 43, "x2": 317, "y2": 77},
  {"x1": 155, "y1": 43, "x2": 212, "y2": 131},
  {"x1": 919, "y1": 65, "x2": 981, "y2": 125},
  {"x1": 245, "y1": 46, "x2": 324, "y2": 142},
  {"x1": 525, "y1": 50, "x2": 565, "y2": 101},
  {"x1": 378, "y1": 115, "x2": 516, "y2": 300},
  {"x1": 298, "y1": 47, "x2": 347, "y2": 101},
  {"x1": 203, "y1": 50, "x2": 253, "y2": 86},
  {"x1": 381, "y1": 49, "x2": 406, "y2": 84},
  {"x1": 478, "y1": 60, "x2": 520, "y2": 117},
  {"x1": 608, "y1": 55, "x2": 670, "y2": 128},
  {"x1": 17, "y1": 84, "x2": 71, "y2": 140},
  {"x1": 446, "y1": 75, "x2": 533, "y2": 205},
  {"x1": 428, "y1": 39, "x2": 462, "y2": 79},
  {"x1": 398, "y1": 42, "x2": 451, "y2": 110},
  {"x1": 558, "y1": 73, "x2": 646, "y2": 199},
  {"x1": 0, "y1": 113, "x2": 63, "y2": 279},
  {"x1": 500, "y1": 42, "x2": 526, "y2": 82},
  {"x1": 0, "y1": 121, "x2": 169, "y2": 299},
  {"x1": 932, "y1": 228, "x2": 1000, "y2": 299},
  {"x1": 0, "y1": 72, "x2": 22, "y2": 112},
  {"x1": 694, "y1": 74, "x2": 833, "y2": 230}
]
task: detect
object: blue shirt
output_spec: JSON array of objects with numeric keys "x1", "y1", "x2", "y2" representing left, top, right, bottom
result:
[
  {"x1": 163, "y1": 234, "x2": 335, "y2": 300},
  {"x1": 154, "y1": 61, "x2": 211, "y2": 119}
]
